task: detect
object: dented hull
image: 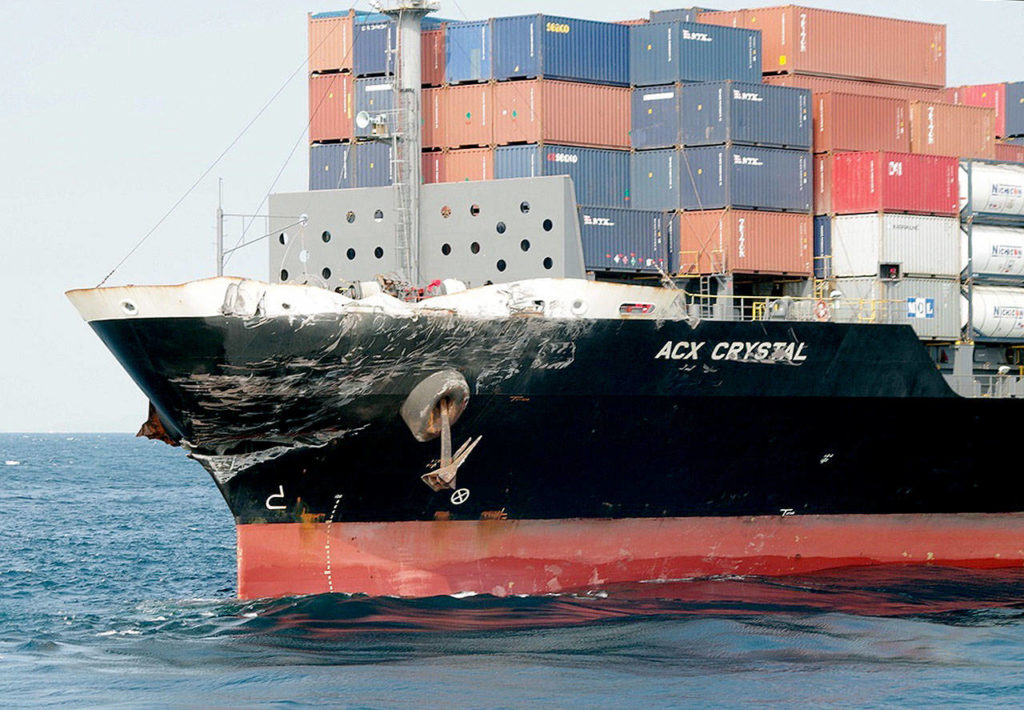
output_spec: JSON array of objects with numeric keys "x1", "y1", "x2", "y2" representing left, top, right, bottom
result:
[
  {"x1": 65, "y1": 277, "x2": 1024, "y2": 598},
  {"x1": 237, "y1": 514, "x2": 1024, "y2": 599}
]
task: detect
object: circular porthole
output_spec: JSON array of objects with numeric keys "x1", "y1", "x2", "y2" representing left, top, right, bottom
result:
[
  {"x1": 441, "y1": 205, "x2": 451, "y2": 218},
  {"x1": 542, "y1": 219, "x2": 553, "y2": 232},
  {"x1": 470, "y1": 204, "x2": 480, "y2": 217},
  {"x1": 346, "y1": 248, "x2": 356, "y2": 260},
  {"x1": 496, "y1": 259, "x2": 507, "y2": 272},
  {"x1": 278, "y1": 233, "x2": 288, "y2": 245},
  {"x1": 374, "y1": 209, "x2": 384, "y2": 222},
  {"x1": 543, "y1": 257, "x2": 553, "y2": 270},
  {"x1": 299, "y1": 249, "x2": 309, "y2": 263},
  {"x1": 520, "y1": 201, "x2": 530, "y2": 214},
  {"x1": 374, "y1": 246, "x2": 384, "y2": 259},
  {"x1": 520, "y1": 239, "x2": 530, "y2": 252},
  {"x1": 321, "y1": 230, "x2": 331, "y2": 243},
  {"x1": 321, "y1": 267, "x2": 332, "y2": 280},
  {"x1": 441, "y1": 243, "x2": 452, "y2": 256},
  {"x1": 470, "y1": 242, "x2": 480, "y2": 254},
  {"x1": 346, "y1": 211, "x2": 355, "y2": 223},
  {"x1": 280, "y1": 269, "x2": 289, "y2": 281},
  {"x1": 496, "y1": 221, "x2": 506, "y2": 234}
]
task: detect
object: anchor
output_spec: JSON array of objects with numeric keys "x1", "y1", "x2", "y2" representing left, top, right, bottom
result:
[
  {"x1": 400, "y1": 370, "x2": 482, "y2": 492},
  {"x1": 420, "y1": 398, "x2": 482, "y2": 492}
]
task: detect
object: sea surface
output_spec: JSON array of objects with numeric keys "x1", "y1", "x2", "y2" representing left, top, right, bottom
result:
[{"x1": 4, "y1": 434, "x2": 1024, "y2": 708}]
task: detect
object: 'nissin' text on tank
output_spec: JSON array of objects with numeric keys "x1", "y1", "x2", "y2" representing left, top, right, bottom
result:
[{"x1": 655, "y1": 341, "x2": 808, "y2": 363}]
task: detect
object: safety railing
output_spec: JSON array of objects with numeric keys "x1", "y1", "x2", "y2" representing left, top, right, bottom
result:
[
  {"x1": 943, "y1": 373, "x2": 1024, "y2": 399},
  {"x1": 683, "y1": 291, "x2": 907, "y2": 325}
]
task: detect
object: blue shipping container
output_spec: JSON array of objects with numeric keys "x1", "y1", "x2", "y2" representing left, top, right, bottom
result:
[
  {"x1": 310, "y1": 144, "x2": 353, "y2": 191},
  {"x1": 631, "y1": 85, "x2": 682, "y2": 149},
  {"x1": 649, "y1": 7, "x2": 719, "y2": 23},
  {"x1": 353, "y1": 141, "x2": 393, "y2": 188},
  {"x1": 352, "y1": 16, "x2": 447, "y2": 77},
  {"x1": 495, "y1": 145, "x2": 630, "y2": 208},
  {"x1": 629, "y1": 21, "x2": 761, "y2": 87},
  {"x1": 680, "y1": 81, "x2": 811, "y2": 148},
  {"x1": 1007, "y1": 82, "x2": 1024, "y2": 138},
  {"x1": 813, "y1": 215, "x2": 832, "y2": 278},
  {"x1": 492, "y1": 15, "x2": 629, "y2": 86},
  {"x1": 578, "y1": 206, "x2": 670, "y2": 274},
  {"x1": 354, "y1": 77, "x2": 395, "y2": 139},
  {"x1": 630, "y1": 146, "x2": 812, "y2": 212},
  {"x1": 445, "y1": 20, "x2": 492, "y2": 83}
]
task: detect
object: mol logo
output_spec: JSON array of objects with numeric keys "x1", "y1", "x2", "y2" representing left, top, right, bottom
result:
[
  {"x1": 799, "y1": 12, "x2": 807, "y2": 52},
  {"x1": 888, "y1": 161, "x2": 903, "y2": 176},
  {"x1": 927, "y1": 106, "x2": 936, "y2": 145},
  {"x1": 681, "y1": 28, "x2": 713, "y2": 42},
  {"x1": 582, "y1": 215, "x2": 615, "y2": 227},
  {"x1": 546, "y1": 152, "x2": 578, "y2": 164},
  {"x1": 737, "y1": 217, "x2": 747, "y2": 258},
  {"x1": 545, "y1": 22, "x2": 570, "y2": 33},
  {"x1": 732, "y1": 89, "x2": 763, "y2": 102},
  {"x1": 733, "y1": 155, "x2": 763, "y2": 166}
]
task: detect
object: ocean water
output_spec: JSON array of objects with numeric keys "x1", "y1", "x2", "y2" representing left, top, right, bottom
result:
[{"x1": 4, "y1": 434, "x2": 1024, "y2": 708}]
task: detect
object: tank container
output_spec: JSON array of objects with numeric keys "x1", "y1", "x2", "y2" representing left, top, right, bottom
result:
[
  {"x1": 353, "y1": 141, "x2": 393, "y2": 188},
  {"x1": 673, "y1": 210, "x2": 812, "y2": 275},
  {"x1": 309, "y1": 143, "x2": 353, "y2": 190},
  {"x1": 763, "y1": 75, "x2": 946, "y2": 103},
  {"x1": 698, "y1": 6, "x2": 946, "y2": 88},
  {"x1": 813, "y1": 93, "x2": 909, "y2": 154},
  {"x1": 678, "y1": 81, "x2": 811, "y2": 149},
  {"x1": 959, "y1": 161, "x2": 1024, "y2": 219},
  {"x1": 492, "y1": 80, "x2": 630, "y2": 149},
  {"x1": 492, "y1": 15, "x2": 628, "y2": 85},
  {"x1": 968, "y1": 286, "x2": 1024, "y2": 340},
  {"x1": 834, "y1": 277, "x2": 960, "y2": 340},
  {"x1": 577, "y1": 206, "x2": 670, "y2": 274},
  {"x1": 962, "y1": 224, "x2": 1024, "y2": 283},
  {"x1": 495, "y1": 145, "x2": 630, "y2": 208},
  {"x1": 829, "y1": 214, "x2": 960, "y2": 278},
  {"x1": 446, "y1": 20, "x2": 492, "y2": 83},
  {"x1": 909, "y1": 102, "x2": 995, "y2": 160},
  {"x1": 309, "y1": 73, "x2": 354, "y2": 143},
  {"x1": 813, "y1": 215, "x2": 831, "y2": 278},
  {"x1": 631, "y1": 84, "x2": 682, "y2": 149},
  {"x1": 829, "y1": 152, "x2": 958, "y2": 216},
  {"x1": 629, "y1": 21, "x2": 761, "y2": 87},
  {"x1": 443, "y1": 84, "x2": 493, "y2": 147},
  {"x1": 631, "y1": 146, "x2": 812, "y2": 212}
]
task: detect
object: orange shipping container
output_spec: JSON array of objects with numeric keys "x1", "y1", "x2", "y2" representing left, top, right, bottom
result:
[
  {"x1": 995, "y1": 142, "x2": 1024, "y2": 164},
  {"x1": 421, "y1": 88, "x2": 443, "y2": 149},
  {"x1": 421, "y1": 28, "x2": 445, "y2": 87},
  {"x1": 443, "y1": 84, "x2": 493, "y2": 148},
  {"x1": 813, "y1": 154, "x2": 834, "y2": 214},
  {"x1": 309, "y1": 73, "x2": 353, "y2": 143},
  {"x1": 674, "y1": 210, "x2": 812, "y2": 276},
  {"x1": 699, "y1": 6, "x2": 946, "y2": 88},
  {"x1": 909, "y1": 102, "x2": 996, "y2": 159},
  {"x1": 443, "y1": 148, "x2": 494, "y2": 182},
  {"x1": 814, "y1": 93, "x2": 908, "y2": 154},
  {"x1": 422, "y1": 152, "x2": 444, "y2": 184},
  {"x1": 492, "y1": 80, "x2": 630, "y2": 149},
  {"x1": 762, "y1": 75, "x2": 946, "y2": 103},
  {"x1": 308, "y1": 12, "x2": 355, "y2": 74}
]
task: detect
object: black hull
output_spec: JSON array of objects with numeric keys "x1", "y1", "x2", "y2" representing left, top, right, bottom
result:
[{"x1": 88, "y1": 311, "x2": 1023, "y2": 525}]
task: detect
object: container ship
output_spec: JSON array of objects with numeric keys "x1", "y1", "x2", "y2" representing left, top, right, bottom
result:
[{"x1": 68, "y1": 2, "x2": 1024, "y2": 599}]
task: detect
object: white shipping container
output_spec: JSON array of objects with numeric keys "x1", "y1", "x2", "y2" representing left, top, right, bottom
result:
[
  {"x1": 834, "y1": 277, "x2": 960, "y2": 340},
  {"x1": 961, "y1": 224, "x2": 1024, "y2": 282},
  {"x1": 960, "y1": 161, "x2": 1024, "y2": 217},
  {"x1": 830, "y1": 214, "x2": 959, "y2": 278},
  {"x1": 966, "y1": 286, "x2": 1024, "y2": 340}
]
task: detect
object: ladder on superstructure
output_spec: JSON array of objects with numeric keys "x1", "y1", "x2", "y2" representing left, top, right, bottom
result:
[{"x1": 386, "y1": 25, "x2": 415, "y2": 286}]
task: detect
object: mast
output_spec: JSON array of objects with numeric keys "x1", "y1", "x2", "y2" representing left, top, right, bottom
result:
[{"x1": 378, "y1": 0, "x2": 438, "y2": 286}]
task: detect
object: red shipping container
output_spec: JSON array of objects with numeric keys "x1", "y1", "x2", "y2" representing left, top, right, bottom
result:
[
  {"x1": 948, "y1": 84, "x2": 1008, "y2": 138},
  {"x1": 443, "y1": 84, "x2": 493, "y2": 148},
  {"x1": 763, "y1": 75, "x2": 946, "y2": 103},
  {"x1": 699, "y1": 6, "x2": 946, "y2": 88},
  {"x1": 422, "y1": 152, "x2": 444, "y2": 184},
  {"x1": 813, "y1": 153, "x2": 834, "y2": 214},
  {"x1": 675, "y1": 210, "x2": 812, "y2": 276},
  {"x1": 308, "y1": 12, "x2": 355, "y2": 74},
  {"x1": 421, "y1": 87, "x2": 443, "y2": 149},
  {"x1": 995, "y1": 142, "x2": 1024, "y2": 164},
  {"x1": 829, "y1": 151, "x2": 958, "y2": 216},
  {"x1": 909, "y1": 101, "x2": 996, "y2": 159},
  {"x1": 814, "y1": 93, "x2": 909, "y2": 154},
  {"x1": 309, "y1": 73, "x2": 353, "y2": 143},
  {"x1": 443, "y1": 148, "x2": 494, "y2": 182},
  {"x1": 421, "y1": 28, "x2": 445, "y2": 87},
  {"x1": 492, "y1": 80, "x2": 630, "y2": 149}
]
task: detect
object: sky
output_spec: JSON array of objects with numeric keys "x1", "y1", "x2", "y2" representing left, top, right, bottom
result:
[{"x1": 1, "y1": 0, "x2": 1021, "y2": 432}]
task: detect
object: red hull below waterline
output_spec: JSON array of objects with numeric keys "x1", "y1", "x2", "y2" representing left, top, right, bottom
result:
[{"x1": 235, "y1": 514, "x2": 1024, "y2": 599}]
